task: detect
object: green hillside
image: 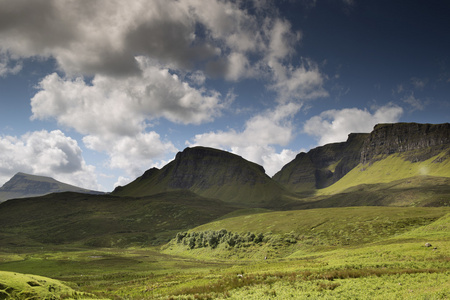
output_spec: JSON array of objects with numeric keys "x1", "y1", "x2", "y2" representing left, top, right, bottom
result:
[
  {"x1": 0, "y1": 271, "x2": 97, "y2": 299},
  {"x1": 164, "y1": 206, "x2": 450, "y2": 259},
  {"x1": 0, "y1": 191, "x2": 237, "y2": 248},
  {"x1": 113, "y1": 146, "x2": 293, "y2": 207}
]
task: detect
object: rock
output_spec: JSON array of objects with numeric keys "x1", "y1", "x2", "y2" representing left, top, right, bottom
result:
[{"x1": 360, "y1": 123, "x2": 450, "y2": 165}]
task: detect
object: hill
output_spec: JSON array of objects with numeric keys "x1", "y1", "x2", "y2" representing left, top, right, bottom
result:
[
  {"x1": 274, "y1": 122, "x2": 450, "y2": 197},
  {"x1": 0, "y1": 191, "x2": 238, "y2": 247},
  {"x1": 0, "y1": 271, "x2": 96, "y2": 299},
  {"x1": 113, "y1": 146, "x2": 293, "y2": 207},
  {"x1": 0, "y1": 172, "x2": 102, "y2": 203}
]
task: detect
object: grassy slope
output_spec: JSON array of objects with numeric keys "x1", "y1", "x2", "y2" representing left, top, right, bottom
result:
[
  {"x1": 318, "y1": 151, "x2": 450, "y2": 196},
  {"x1": 287, "y1": 175, "x2": 450, "y2": 209},
  {"x1": 0, "y1": 191, "x2": 237, "y2": 248},
  {"x1": 0, "y1": 271, "x2": 99, "y2": 299},
  {"x1": 163, "y1": 206, "x2": 450, "y2": 260}
]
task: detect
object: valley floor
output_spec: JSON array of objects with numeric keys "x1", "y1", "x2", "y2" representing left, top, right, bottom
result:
[{"x1": 1, "y1": 208, "x2": 449, "y2": 299}]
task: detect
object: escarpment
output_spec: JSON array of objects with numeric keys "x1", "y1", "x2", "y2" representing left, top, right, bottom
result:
[{"x1": 360, "y1": 123, "x2": 450, "y2": 165}]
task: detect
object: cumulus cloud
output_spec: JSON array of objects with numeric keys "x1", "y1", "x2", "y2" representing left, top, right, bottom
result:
[
  {"x1": 0, "y1": 130, "x2": 99, "y2": 190},
  {"x1": 83, "y1": 132, "x2": 177, "y2": 178},
  {"x1": 1, "y1": 0, "x2": 329, "y2": 184},
  {"x1": 0, "y1": 0, "x2": 327, "y2": 99},
  {"x1": 303, "y1": 104, "x2": 404, "y2": 145},
  {"x1": 189, "y1": 103, "x2": 302, "y2": 175},
  {"x1": 31, "y1": 57, "x2": 226, "y2": 131}
]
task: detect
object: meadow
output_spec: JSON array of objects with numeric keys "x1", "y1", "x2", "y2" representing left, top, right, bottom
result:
[{"x1": 1, "y1": 206, "x2": 449, "y2": 299}]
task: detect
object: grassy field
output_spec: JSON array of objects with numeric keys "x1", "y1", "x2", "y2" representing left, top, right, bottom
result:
[{"x1": 1, "y1": 206, "x2": 449, "y2": 299}]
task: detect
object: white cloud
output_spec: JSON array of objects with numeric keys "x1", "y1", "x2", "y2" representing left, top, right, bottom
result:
[
  {"x1": 189, "y1": 102, "x2": 302, "y2": 176},
  {"x1": 31, "y1": 57, "x2": 226, "y2": 131},
  {"x1": 303, "y1": 104, "x2": 404, "y2": 145},
  {"x1": 0, "y1": 0, "x2": 327, "y2": 102},
  {"x1": 1, "y1": 0, "x2": 330, "y2": 184},
  {"x1": 0, "y1": 130, "x2": 99, "y2": 190},
  {"x1": 83, "y1": 132, "x2": 177, "y2": 178}
]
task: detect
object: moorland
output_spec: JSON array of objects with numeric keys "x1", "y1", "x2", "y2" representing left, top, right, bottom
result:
[{"x1": 0, "y1": 122, "x2": 449, "y2": 299}]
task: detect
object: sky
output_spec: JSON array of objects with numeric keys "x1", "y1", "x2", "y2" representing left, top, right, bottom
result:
[{"x1": 0, "y1": 0, "x2": 449, "y2": 192}]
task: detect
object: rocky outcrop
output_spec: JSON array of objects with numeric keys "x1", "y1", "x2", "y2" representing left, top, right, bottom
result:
[
  {"x1": 272, "y1": 133, "x2": 368, "y2": 193},
  {"x1": 360, "y1": 123, "x2": 450, "y2": 165}
]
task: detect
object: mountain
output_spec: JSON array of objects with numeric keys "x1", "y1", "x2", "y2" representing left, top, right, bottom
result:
[
  {"x1": 0, "y1": 172, "x2": 102, "y2": 203},
  {"x1": 272, "y1": 133, "x2": 368, "y2": 195},
  {"x1": 113, "y1": 146, "x2": 293, "y2": 206},
  {"x1": 274, "y1": 122, "x2": 450, "y2": 197}
]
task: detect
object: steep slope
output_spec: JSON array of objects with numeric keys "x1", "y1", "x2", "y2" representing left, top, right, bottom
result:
[
  {"x1": 0, "y1": 172, "x2": 102, "y2": 203},
  {"x1": 113, "y1": 146, "x2": 293, "y2": 206},
  {"x1": 272, "y1": 133, "x2": 368, "y2": 194}
]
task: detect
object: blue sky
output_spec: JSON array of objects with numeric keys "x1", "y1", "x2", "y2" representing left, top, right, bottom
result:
[{"x1": 0, "y1": 0, "x2": 449, "y2": 191}]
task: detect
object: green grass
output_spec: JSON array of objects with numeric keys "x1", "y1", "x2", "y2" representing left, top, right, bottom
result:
[
  {"x1": 288, "y1": 175, "x2": 450, "y2": 209},
  {"x1": 1, "y1": 207, "x2": 449, "y2": 299},
  {"x1": 0, "y1": 191, "x2": 237, "y2": 248},
  {"x1": 319, "y1": 152, "x2": 450, "y2": 195},
  {"x1": 0, "y1": 270, "x2": 100, "y2": 299}
]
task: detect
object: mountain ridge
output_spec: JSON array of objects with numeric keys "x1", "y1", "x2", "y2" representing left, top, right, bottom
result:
[{"x1": 274, "y1": 122, "x2": 449, "y2": 195}]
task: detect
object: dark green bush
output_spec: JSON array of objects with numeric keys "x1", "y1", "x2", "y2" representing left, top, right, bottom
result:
[{"x1": 173, "y1": 230, "x2": 266, "y2": 250}]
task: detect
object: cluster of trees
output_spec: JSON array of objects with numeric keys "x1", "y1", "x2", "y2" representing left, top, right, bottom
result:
[{"x1": 175, "y1": 229, "x2": 265, "y2": 249}]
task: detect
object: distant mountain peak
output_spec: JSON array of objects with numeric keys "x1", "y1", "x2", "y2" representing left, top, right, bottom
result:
[{"x1": 0, "y1": 172, "x2": 102, "y2": 203}]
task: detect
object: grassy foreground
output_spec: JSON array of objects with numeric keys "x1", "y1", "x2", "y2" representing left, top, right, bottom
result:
[{"x1": 0, "y1": 206, "x2": 449, "y2": 299}]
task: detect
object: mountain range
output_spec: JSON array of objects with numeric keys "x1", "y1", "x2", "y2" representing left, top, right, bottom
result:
[
  {"x1": 114, "y1": 122, "x2": 450, "y2": 206},
  {"x1": 0, "y1": 122, "x2": 449, "y2": 247}
]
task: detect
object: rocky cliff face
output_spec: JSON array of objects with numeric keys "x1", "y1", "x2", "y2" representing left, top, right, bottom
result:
[
  {"x1": 360, "y1": 123, "x2": 450, "y2": 165},
  {"x1": 272, "y1": 133, "x2": 368, "y2": 193},
  {"x1": 273, "y1": 122, "x2": 450, "y2": 193}
]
